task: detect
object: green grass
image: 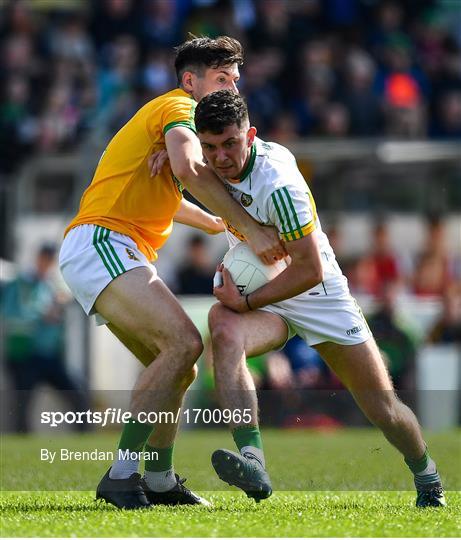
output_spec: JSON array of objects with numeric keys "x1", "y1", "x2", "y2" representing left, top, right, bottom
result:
[{"x1": 1, "y1": 429, "x2": 460, "y2": 537}]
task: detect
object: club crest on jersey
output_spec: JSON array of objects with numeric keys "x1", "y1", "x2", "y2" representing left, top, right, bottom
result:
[
  {"x1": 240, "y1": 193, "x2": 253, "y2": 207},
  {"x1": 125, "y1": 248, "x2": 140, "y2": 261}
]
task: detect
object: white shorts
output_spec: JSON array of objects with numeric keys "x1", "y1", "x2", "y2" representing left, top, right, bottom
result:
[
  {"x1": 260, "y1": 275, "x2": 372, "y2": 346},
  {"x1": 59, "y1": 224, "x2": 157, "y2": 320}
]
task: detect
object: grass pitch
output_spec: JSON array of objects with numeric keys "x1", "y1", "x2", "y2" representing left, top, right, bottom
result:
[{"x1": 1, "y1": 429, "x2": 460, "y2": 537}]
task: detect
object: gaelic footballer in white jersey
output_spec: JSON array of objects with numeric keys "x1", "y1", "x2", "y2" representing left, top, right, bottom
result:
[{"x1": 221, "y1": 137, "x2": 371, "y2": 346}]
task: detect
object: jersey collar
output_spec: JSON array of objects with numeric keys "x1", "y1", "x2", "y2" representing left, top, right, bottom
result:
[{"x1": 232, "y1": 143, "x2": 256, "y2": 183}]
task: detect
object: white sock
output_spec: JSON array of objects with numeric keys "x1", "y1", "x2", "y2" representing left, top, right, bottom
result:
[
  {"x1": 109, "y1": 457, "x2": 140, "y2": 479},
  {"x1": 417, "y1": 458, "x2": 437, "y2": 476},
  {"x1": 241, "y1": 445, "x2": 265, "y2": 469},
  {"x1": 144, "y1": 469, "x2": 176, "y2": 492}
]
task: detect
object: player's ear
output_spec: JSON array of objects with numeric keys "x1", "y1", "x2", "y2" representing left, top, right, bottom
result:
[
  {"x1": 181, "y1": 71, "x2": 195, "y2": 93},
  {"x1": 247, "y1": 126, "x2": 257, "y2": 146}
]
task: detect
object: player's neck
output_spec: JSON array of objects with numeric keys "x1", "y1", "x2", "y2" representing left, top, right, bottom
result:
[{"x1": 229, "y1": 144, "x2": 256, "y2": 183}]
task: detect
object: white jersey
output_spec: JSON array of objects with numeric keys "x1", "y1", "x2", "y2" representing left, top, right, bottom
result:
[{"x1": 223, "y1": 137, "x2": 342, "y2": 281}]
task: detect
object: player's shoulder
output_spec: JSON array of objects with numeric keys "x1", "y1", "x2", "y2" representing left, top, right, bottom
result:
[
  {"x1": 140, "y1": 88, "x2": 195, "y2": 117},
  {"x1": 154, "y1": 88, "x2": 195, "y2": 107},
  {"x1": 255, "y1": 138, "x2": 296, "y2": 164},
  {"x1": 253, "y1": 138, "x2": 304, "y2": 192}
]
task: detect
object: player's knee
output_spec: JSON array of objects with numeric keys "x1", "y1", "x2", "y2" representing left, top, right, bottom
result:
[
  {"x1": 175, "y1": 330, "x2": 204, "y2": 364},
  {"x1": 180, "y1": 364, "x2": 198, "y2": 390},
  {"x1": 208, "y1": 304, "x2": 243, "y2": 351}
]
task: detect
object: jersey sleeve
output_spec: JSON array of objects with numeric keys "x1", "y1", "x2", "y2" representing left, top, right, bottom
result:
[
  {"x1": 267, "y1": 185, "x2": 317, "y2": 242},
  {"x1": 161, "y1": 97, "x2": 197, "y2": 135}
]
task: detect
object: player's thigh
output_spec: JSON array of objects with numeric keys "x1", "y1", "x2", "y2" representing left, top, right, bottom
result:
[
  {"x1": 209, "y1": 303, "x2": 289, "y2": 357},
  {"x1": 107, "y1": 323, "x2": 159, "y2": 367},
  {"x1": 95, "y1": 266, "x2": 201, "y2": 353},
  {"x1": 313, "y1": 338, "x2": 395, "y2": 413},
  {"x1": 314, "y1": 338, "x2": 393, "y2": 390}
]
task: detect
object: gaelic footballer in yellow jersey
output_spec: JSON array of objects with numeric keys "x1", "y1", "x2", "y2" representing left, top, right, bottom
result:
[
  {"x1": 65, "y1": 88, "x2": 196, "y2": 262},
  {"x1": 58, "y1": 36, "x2": 286, "y2": 512}
]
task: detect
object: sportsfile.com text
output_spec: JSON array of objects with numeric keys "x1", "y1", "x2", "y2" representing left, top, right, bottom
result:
[{"x1": 40, "y1": 408, "x2": 253, "y2": 428}]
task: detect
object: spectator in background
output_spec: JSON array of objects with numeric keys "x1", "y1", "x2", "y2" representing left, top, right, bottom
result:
[
  {"x1": 1, "y1": 244, "x2": 88, "y2": 432},
  {"x1": 319, "y1": 102, "x2": 350, "y2": 137},
  {"x1": 267, "y1": 109, "x2": 300, "y2": 143},
  {"x1": 342, "y1": 49, "x2": 383, "y2": 136},
  {"x1": 431, "y1": 90, "x2": 461, "y2": 139},
  {"x1": 141, "y1": 0, "x2": 185, "y2": 49},
  {"x1": 427, "y1": 283, "x2": 461, "y2": 344},
  {"x1": 368, "y1": 0, "x2": 405, "y2": 60},
  {"x1": 0, "y1": 75, "x2": 38, "y2": 173},
  {"x1": 142, "y1": 48, "x2": 176, "y2": 98},
  {"x1": 242, "y1": 49, "x2": 283, "y2": 136},
  {"x1": 369, "y1": 221, "x2": 401, "y2": 294},
  {"x1": 97, "y1": 34, "x2": 140, "y2": 131},
  {"x1": 368, "y1": 283, "x2": 417, "y2": 390},
  {"x1": 375, "y1": 34, "x2": 429, "y2": 137},
  {"x1": 89, "y1": 0, "x2": 140, "y2": 53},
  {"x1": 413, "y1": 215, "x2": 453, "y2": 297},
  {"x1": 176, "y1": 234, "x2": 216, "y2": 295},
  {"x1": 293, "y1": 38, "x2": 335, "y2": 136}
]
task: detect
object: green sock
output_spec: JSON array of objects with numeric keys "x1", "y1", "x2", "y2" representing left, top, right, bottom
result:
[
  {"x1": 117, "y1": 420, "x2": 153, "y2": 452},
  {"x1": 144, "y1": 444, "x2": 174, "y2": 472},
  {"x1": 232, "y1": 425, "x2": 266, "y2": 467},
  {"x1": 109, "y1": 420, "x2": 153, "y2": 479},
  {"x1": 232, "y1": 425, "x2": 263, "y2": 451},
  {"x1": 405, "y1": 448, "x2": 430, "y2": 474}
]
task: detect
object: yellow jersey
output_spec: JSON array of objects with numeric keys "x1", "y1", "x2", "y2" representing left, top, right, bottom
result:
[{"x1": 65, "y1": 88, "x2": 196, "y2": 261}]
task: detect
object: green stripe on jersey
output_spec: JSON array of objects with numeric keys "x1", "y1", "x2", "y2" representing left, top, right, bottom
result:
[
  {"x1": 163, "y1": 120, "x2": 196, "y2": 135},
  {"x1": 274, "y1": 190, "x2": 295, "y2": 241},
  {"x1": 282, "y1": 187, "x2": 303, "y2": 237},
  {"x1": 271, "y1": 192, "x2": 289, "y2": 238}
]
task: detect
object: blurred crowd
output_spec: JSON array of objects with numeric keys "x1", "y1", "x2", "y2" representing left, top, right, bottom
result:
[{"x1": 2, "y1": 0, "x2": 461, "y2": 173}]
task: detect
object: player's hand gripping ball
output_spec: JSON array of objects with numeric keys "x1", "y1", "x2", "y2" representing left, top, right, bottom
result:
[{"x1": 218, "y1": 242, "x2": 287, "y2": 295}]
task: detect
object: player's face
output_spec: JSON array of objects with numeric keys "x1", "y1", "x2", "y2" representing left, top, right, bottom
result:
[
  {"x1": 187, "y1": 64, "x2": 240, "y2": 101},
  {"x1": 199, "y1": 123, "x2": 257, "y2": 181}
]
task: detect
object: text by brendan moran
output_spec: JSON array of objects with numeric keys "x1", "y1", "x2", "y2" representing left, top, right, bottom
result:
[{"x1": 40, "y1": 448, "x2": 158, "y2": 464}]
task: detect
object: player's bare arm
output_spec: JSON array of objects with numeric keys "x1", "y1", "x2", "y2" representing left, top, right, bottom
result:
[
  {"x1": 214, "y1": 232, "x2": 323, "y2": 313},
  {"x1": 165, "y1": 126, "x2": 286, "y2": 264},
  {"x1": 174, "y1": 199, "x2": 225, "y2": 234}
]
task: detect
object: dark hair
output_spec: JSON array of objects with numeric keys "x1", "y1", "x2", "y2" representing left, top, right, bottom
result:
[
  {"x1": 174, "y1": 35, "x2": 243, "y2": 85},
  {"x1": 38, "y1": 243, "x2": 57, "y2": 258},
  {"x1": 195, "y1": 90, "x2": 249, "y2": 134}
]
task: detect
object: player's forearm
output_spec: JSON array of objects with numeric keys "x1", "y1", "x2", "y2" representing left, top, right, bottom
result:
[
  {"x1": 173, "y1": 199, "x2": 223, "y2": 234},
  {"x1": 248, "y1": 261, "x2": 323, "y2": 310},
  {"x1": 179, "y1": 163, "x2": 258, "y2": 236}
]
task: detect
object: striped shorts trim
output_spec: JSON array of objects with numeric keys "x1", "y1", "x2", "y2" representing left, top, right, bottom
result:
[
  {"x1": 92, "y1": 225, "x2": 127, "y2": 278},
  {"x1": 59, "y1": 224, "x2": 155, "y2": 317}
]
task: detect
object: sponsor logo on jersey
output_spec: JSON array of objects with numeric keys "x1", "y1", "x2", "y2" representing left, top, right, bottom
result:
[
  {"x1": 223, "y1": 220, "x2": 246, "y2": 241},
  {"x1": 240, "y1": 193, "x2": 253, "y2": 207},
  {"x1": 125, "y1": 248, "x2": 140, "y2": 261},
  {"x1": 225, "y1": 184, "x2": 237, "y2": 193},
  {"x1": 346, "y1": 325, "x2": 363, "y2": 336}
]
